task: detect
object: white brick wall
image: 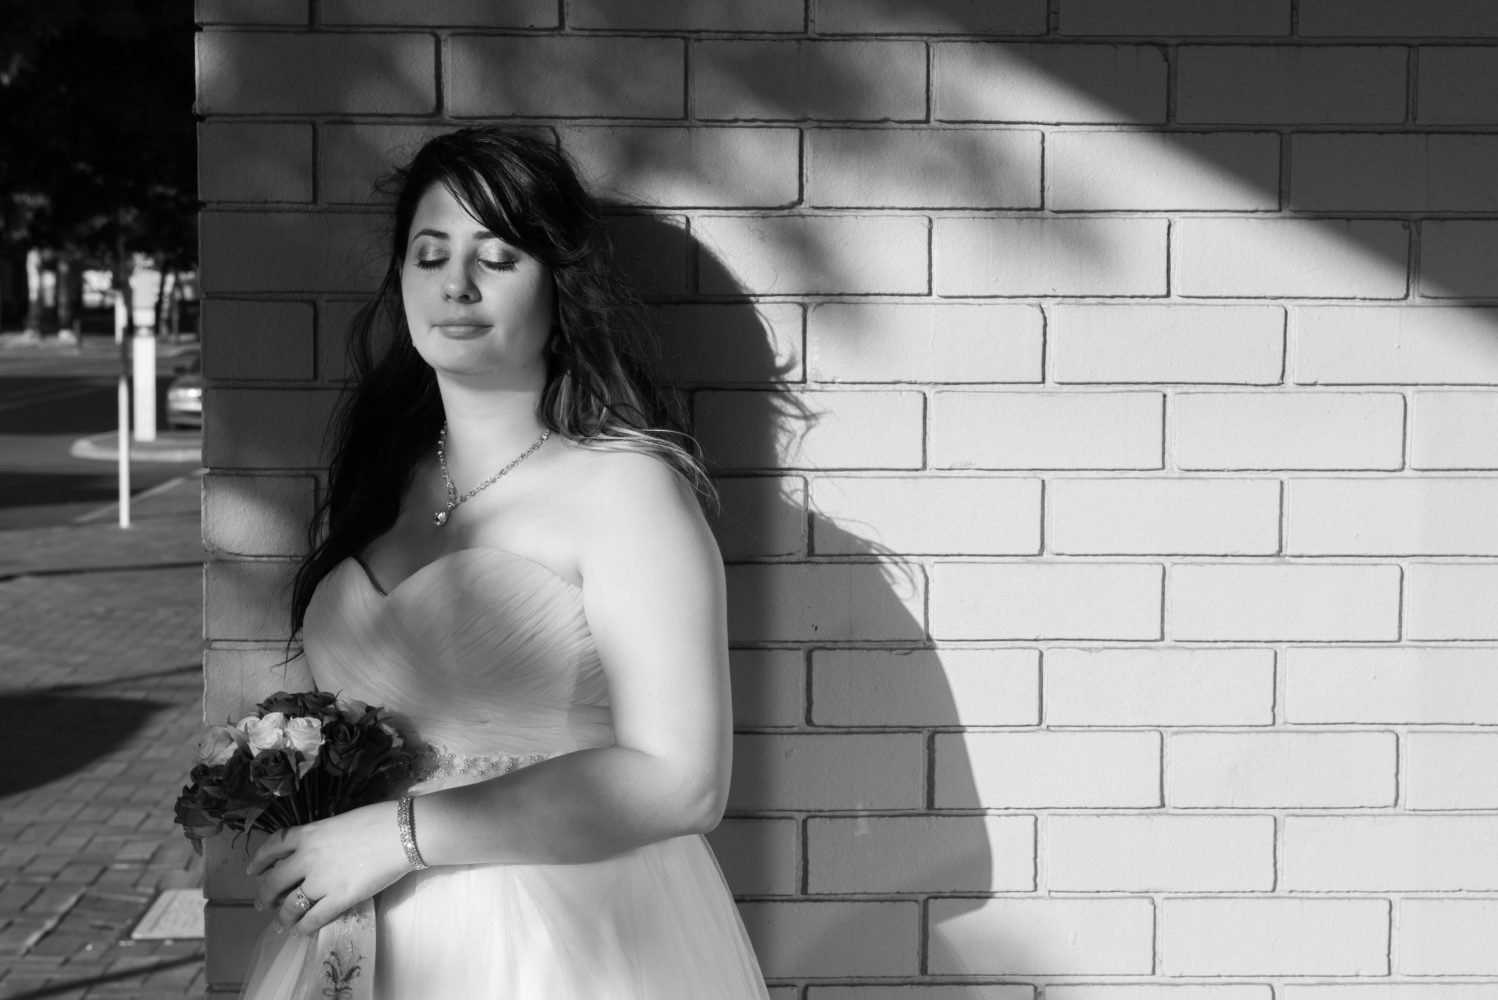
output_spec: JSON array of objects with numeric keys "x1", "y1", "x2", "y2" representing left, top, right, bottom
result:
[{"x1": 198, "y1": 1, "x2": 1498, "y2": 992}]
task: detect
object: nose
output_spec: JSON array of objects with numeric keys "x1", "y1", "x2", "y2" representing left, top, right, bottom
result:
[{"x1": 442, "y1": 267, "x2": 479, "y2": 302}]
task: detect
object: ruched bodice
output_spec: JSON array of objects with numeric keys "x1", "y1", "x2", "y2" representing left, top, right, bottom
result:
[{"x1": 303, "y1": 548, "x2": 614, "y2": 766}]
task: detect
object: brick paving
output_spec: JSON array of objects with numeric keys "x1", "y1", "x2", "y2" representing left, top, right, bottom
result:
[{"x1": 0, "y1": 479, "x2": 207, "y2": 1000}]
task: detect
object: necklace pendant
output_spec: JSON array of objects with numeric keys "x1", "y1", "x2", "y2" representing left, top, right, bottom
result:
[{"x1": 433, "y1": 510, "x2": 449, "y2": 527}]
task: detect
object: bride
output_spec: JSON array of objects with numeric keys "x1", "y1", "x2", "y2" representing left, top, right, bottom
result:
[{"x1": 237, "y1": 127, "x2": 769, "y2": 998}]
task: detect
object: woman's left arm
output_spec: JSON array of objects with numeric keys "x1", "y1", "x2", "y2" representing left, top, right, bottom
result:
[{"x1": 249, "y1": 452, "x2": 734, "y2": 933}]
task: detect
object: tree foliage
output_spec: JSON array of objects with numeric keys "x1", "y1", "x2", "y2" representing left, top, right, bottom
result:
[{"x1": 0, "y1": 0, "x2": 197, "y2": 268}]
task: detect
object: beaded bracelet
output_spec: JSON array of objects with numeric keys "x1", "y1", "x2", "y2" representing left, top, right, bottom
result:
[{"x1": 396, "y1": 794, "x2": 429, "y2": 872}]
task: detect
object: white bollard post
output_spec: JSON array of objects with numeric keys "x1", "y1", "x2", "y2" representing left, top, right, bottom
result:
[
  {"x1": 114, "y1": 293, "x2": 131, "y2": 528},
  {"x1": 132, "y1": 333, "x2": 157, "y2": 443}
]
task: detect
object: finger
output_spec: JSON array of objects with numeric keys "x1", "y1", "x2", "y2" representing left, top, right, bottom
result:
[
  {"x1": 254, "y1": 858, "x2": 305, "y2": 913},
  {"x1": 248, "y1": 828, "x2": 298, "y2": 876},
  {"x1": 280, "y1": 885, "x2": 330, "y2": 935},
  {"x1": 289, "y1": 892, "x2": 342, "y2": 938}
]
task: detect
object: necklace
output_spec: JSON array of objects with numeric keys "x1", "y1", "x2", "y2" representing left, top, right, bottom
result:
[{"x1": 433, "y1": 424, "x2": 550, "y2": 526}]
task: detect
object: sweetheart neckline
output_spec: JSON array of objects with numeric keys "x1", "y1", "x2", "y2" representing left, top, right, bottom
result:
[{"x1": 351, "y1": 546, "x2": 583, "y2": 599}]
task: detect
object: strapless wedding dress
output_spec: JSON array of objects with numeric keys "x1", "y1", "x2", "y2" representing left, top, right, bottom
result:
[{"x1": 237, "y1": 548, "x2": 769, "y2": 999}]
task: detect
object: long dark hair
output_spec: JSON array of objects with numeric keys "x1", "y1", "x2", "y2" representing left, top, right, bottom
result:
[{"x1": 289, "y1": 127, "x2": 709, "y2": 637}]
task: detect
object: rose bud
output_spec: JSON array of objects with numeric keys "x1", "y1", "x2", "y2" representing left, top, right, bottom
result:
[
  {"x1": 285, "y1": 717, "x2": 324, "y2": 756},
  {"x1": 197, "y1": 725, "x2": 243, "y2": 766}
]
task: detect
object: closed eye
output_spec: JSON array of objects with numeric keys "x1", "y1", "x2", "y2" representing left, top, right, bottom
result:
[{"x1": 414, "y1": 258, "x2": 446, "y2": 271}]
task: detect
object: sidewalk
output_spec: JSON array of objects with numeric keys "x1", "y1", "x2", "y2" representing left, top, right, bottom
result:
[{"x1": 0, "y1": 478, "x2": 208, "y2": 1000}]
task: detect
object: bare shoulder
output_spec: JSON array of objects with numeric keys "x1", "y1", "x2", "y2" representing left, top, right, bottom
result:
[{"x1": 548, "y1": 441, "x2": 716, "y2": 573}]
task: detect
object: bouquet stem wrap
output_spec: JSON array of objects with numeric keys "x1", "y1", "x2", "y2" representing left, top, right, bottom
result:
[{"x1": 239, "y1": 899, "x2": 376, "y2": 1000}]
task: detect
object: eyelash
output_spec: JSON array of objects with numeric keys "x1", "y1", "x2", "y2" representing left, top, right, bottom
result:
[{"x1": 414, "y1": 259, "x2": 517, "y2": 273}]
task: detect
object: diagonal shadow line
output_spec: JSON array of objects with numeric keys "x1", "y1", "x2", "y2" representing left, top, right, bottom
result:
[{"x1": 1, "y1": 953, "x2": 204, "y2": 1000}]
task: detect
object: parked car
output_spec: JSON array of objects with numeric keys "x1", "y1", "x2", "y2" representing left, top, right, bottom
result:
[{"x1": 165, "y1": 352, "x2": 203, "y2": 430}]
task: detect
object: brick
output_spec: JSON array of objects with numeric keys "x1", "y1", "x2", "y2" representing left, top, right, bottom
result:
[
  {"x1": 1162, "y1": 899, "x2": 1388, "y2": 976},
  {"x1": 739, "y1": 901, "x2": 918, "y2": 978},
  {"x1": 937, "y1": 731, "x2": 1162, "y2": 808},
  {"x1": 1296, "y1": 307, "x2": 1498, "y2": 385},
  {"x1": 1287, "y1": 817, "x2": 1498, "y2": 890},
  {"x1": 570, "y1": 0, "x2": 802, "y2": 30},
  {"x1": 712, "y1": 476, "x2": 807, "y2": 558},
  {"x1": 1049, "y1": 132, "x2": 1278, "y2": 211},
  {"x1": 1285, "y1": 647, "x2": 1498, "y2": 724},
  {"x1": 731, "y1": 734, "x2": 924, "y2": 811},
  {"x1": 929, "y1": 898, "x2": 1154, "y2": 975},
  {"x1": 1422, "y1": 221, "x2": 1498, "y2": 297},
  {"x1": 935, "y1": 218, "x2": 1168, "y2": 297},
  {"x1": 1049, "y1": 478, "x2": 1280, "y2": 555},
  {"x1": 729, "y1": 649, "x2": 804, "y2": 729},
  {"x1": 1046, "y1": 815, "x2": 1274, "y2": 891},
  {"x1": 204, "y1": 644, "x2": 313, "y2": 724},
  {"x1": 1419, "y1": 48, "x2": 1498, "y2": 123},
  {"x1": 202, "y1": 475, "x2": 315, "y2": 558},
  {"x1": 1045, "y1": 647, "x2": 1275, "y2": 726},
  {"x1": 706, "y1": 818, "x2": 798, "y2": 896},
  {"x1": 203, "y1": 829, "x2": 265, "y2": 899},
  {"x1": 811, "y1": 648, "x2": 1040, "y2": 727},
  {"x1": 1174, "y1": 219, "x2": 1409, "y2": 298},
  {"x1": 204, "y1": 560, "x2": 297, "y2": 642},
  {"x1": 323, "y1": 0, "x2": 556, "y2": 26},
  {"x1": 1407, "y1": 734, "x2": 1498, "y2": 810},
  {"x1": 935, "y1": 44, "x2": 1166, "y2": 123},
  {"x1": 1407, "y1": 563, "x2": 1498, "y2": 640},
  {"x1": 810, "y1": 476, "x2": 1041, "y2": 555},
  {"x1": 196, "y1": 32, "x2": 434, "y2": 114},
  {"x1": 1413, "y1": 392, "x2": 1498, "y2": 469},
  {"x1": 1055, "y1": 990, "x2": 1270, "y2": 1000},
  {"x1": 809, "y1": 303, "x2": 1043, "y2": 384},
  {"x1": 1171, "y1": 392, "x2": 1404, "y2": 470},
  {"x1": 201, "y1": 300, "x2": 314, "y2": 381},
  {"x1": 656, "y1": 303, "x2": 803, "y2": 385},
  {"x1": 1286, "y1": 991, "x2": 1498, "y2": 1000},
  {"x1": 1169, "y1": 732, "x2": 1395, "y2": 808},
  {"x1": 319, "y1": 299, "x2": 379, "y2": 382},
  {"x1": 1300, "y1": 0, "x2": 1498, "y2": 36},
  {"x1": 725, "y1": 563, "x2": 926, "y2": 642},
  {"x1": 817, "y1": 0, "x2": 1045, "y2": 33},
  {"x1": 317, "y1": 123, "x2": 453, "y2": 205},
  {"x1": 808, "y1": 128, "x2": 1041, "y2": 209},
  {"x1": 196, "y1": 0, "x2": 306, "y2": 25},
  {"x1": 697, "y1": 390, "x2": 924, "y2": 470},
  {"x1": 1178, "y1": 46, "x2": 1406, "y2": 124},
  {"x1": 695, "y1": 215, "x2": 929, "y2": 296},
  {"x1": 814, "y1": 990, "x2": 1035, "y2": 1000},
  {"x1": 198, "y1": 123, "x2": 312, "y2": 204},
  {"x1": 932, "y1": 391, "x2": 1163, "y2": 470},
  {"x1": 1288, "y1": 478, "x2": 1498, "y2": 555},
  {"x1": 809, "y1": 816, "x2": 1034, "y2": 893},
  {"x1": 1050, "y1": 305, "x2": 1285, "y2": 385},
  {"x1": 933, "y1": 562, "x2": 1163, "y2": 641},
  {"x1": 1400, "y1": 900, "x2": 1498, "y2": 975},
  {"x1": 1171, "y1": 564, "x2": 1400, "y2": 641},
  {"x1": 608, "y1": 214, "x2": 690, "y2": 297},
  {"x1": 199, "y1": 211, "x2": 386, "y2": 294},
  {"x1": 203, "y1": 388, "x2": 338, "y2": 470},
  {"x1": 448, "y1": 36, "x2": 683, "y2": 119},
  {"x1": 561, "y1": 126, "x2": 800, "y2": 210},
  {"x1": 695, "y1": 40, "x2": 926, "y2": 122},
  {"x1": 1293, "y1": 136, "x2": 1498, "y2": 212},
  {"x1": 1059, "y1": 0, "x2": 1291, "y2": 35}
]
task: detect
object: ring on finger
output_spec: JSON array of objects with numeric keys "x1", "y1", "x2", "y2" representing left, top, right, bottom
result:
[{"x1": 292, "y1": 886, "x2": 314, "y2": 913}]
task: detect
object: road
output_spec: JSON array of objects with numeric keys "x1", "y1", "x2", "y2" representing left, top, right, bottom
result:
[{"x1": 0, "y1": 337, "x2": 202, "y2": 530}]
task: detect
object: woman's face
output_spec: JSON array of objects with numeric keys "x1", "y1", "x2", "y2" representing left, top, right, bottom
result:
[{"x1": 399, "y1": 182, "x2": 556, "y2": 387}]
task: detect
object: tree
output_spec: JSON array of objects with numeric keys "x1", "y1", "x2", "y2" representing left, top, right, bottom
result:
[{"x1": 0, "y1": 0, "x2": 197, "y2": 333}]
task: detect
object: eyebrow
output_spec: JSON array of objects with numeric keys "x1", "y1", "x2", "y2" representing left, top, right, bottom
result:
[{"x1": 411, "y1": 227, "x2": 501, "y2": 242}]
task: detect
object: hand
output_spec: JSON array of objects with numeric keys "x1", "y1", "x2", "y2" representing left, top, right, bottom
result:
[{"x1": 248, "y1": 799, "x2": 410, "y2": 937}]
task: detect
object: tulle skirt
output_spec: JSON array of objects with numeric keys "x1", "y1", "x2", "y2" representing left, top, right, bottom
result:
[{"x1": 238, "y1": 834, "x2": 769, "y2": 1000}]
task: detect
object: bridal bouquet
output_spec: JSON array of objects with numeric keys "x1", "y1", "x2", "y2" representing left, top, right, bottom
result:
[{"x1": 175, "y1": 689, "x2": 413, "y2": 854}]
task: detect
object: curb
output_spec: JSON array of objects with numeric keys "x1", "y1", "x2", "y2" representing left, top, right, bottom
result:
[{"x1": 71, "y1": 431, "x2": 203, "y2": 464}]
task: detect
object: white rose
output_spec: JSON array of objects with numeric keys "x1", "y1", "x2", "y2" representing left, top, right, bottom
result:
[
  {"x1": 334, "y1": 695, "x2": 368, "y2": 720},
  {"x1": 242, "y1": 714, "x2": 290, "y2": 756},
  {"x1": 197, "y1": 725, "x2": 243, "y2": 765},
  {"x1": 285, "y1": 717, "x2": 324, "y2": 756}
]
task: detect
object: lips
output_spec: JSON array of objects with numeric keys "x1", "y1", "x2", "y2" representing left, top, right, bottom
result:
[{"x1": 433, "y1": 319, "x2": 492, "y2": 336}]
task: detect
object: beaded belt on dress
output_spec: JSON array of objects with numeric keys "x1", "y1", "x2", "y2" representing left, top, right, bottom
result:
[{"x1": 409, "y1": 745, "x2": 552, "y2": 782}]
